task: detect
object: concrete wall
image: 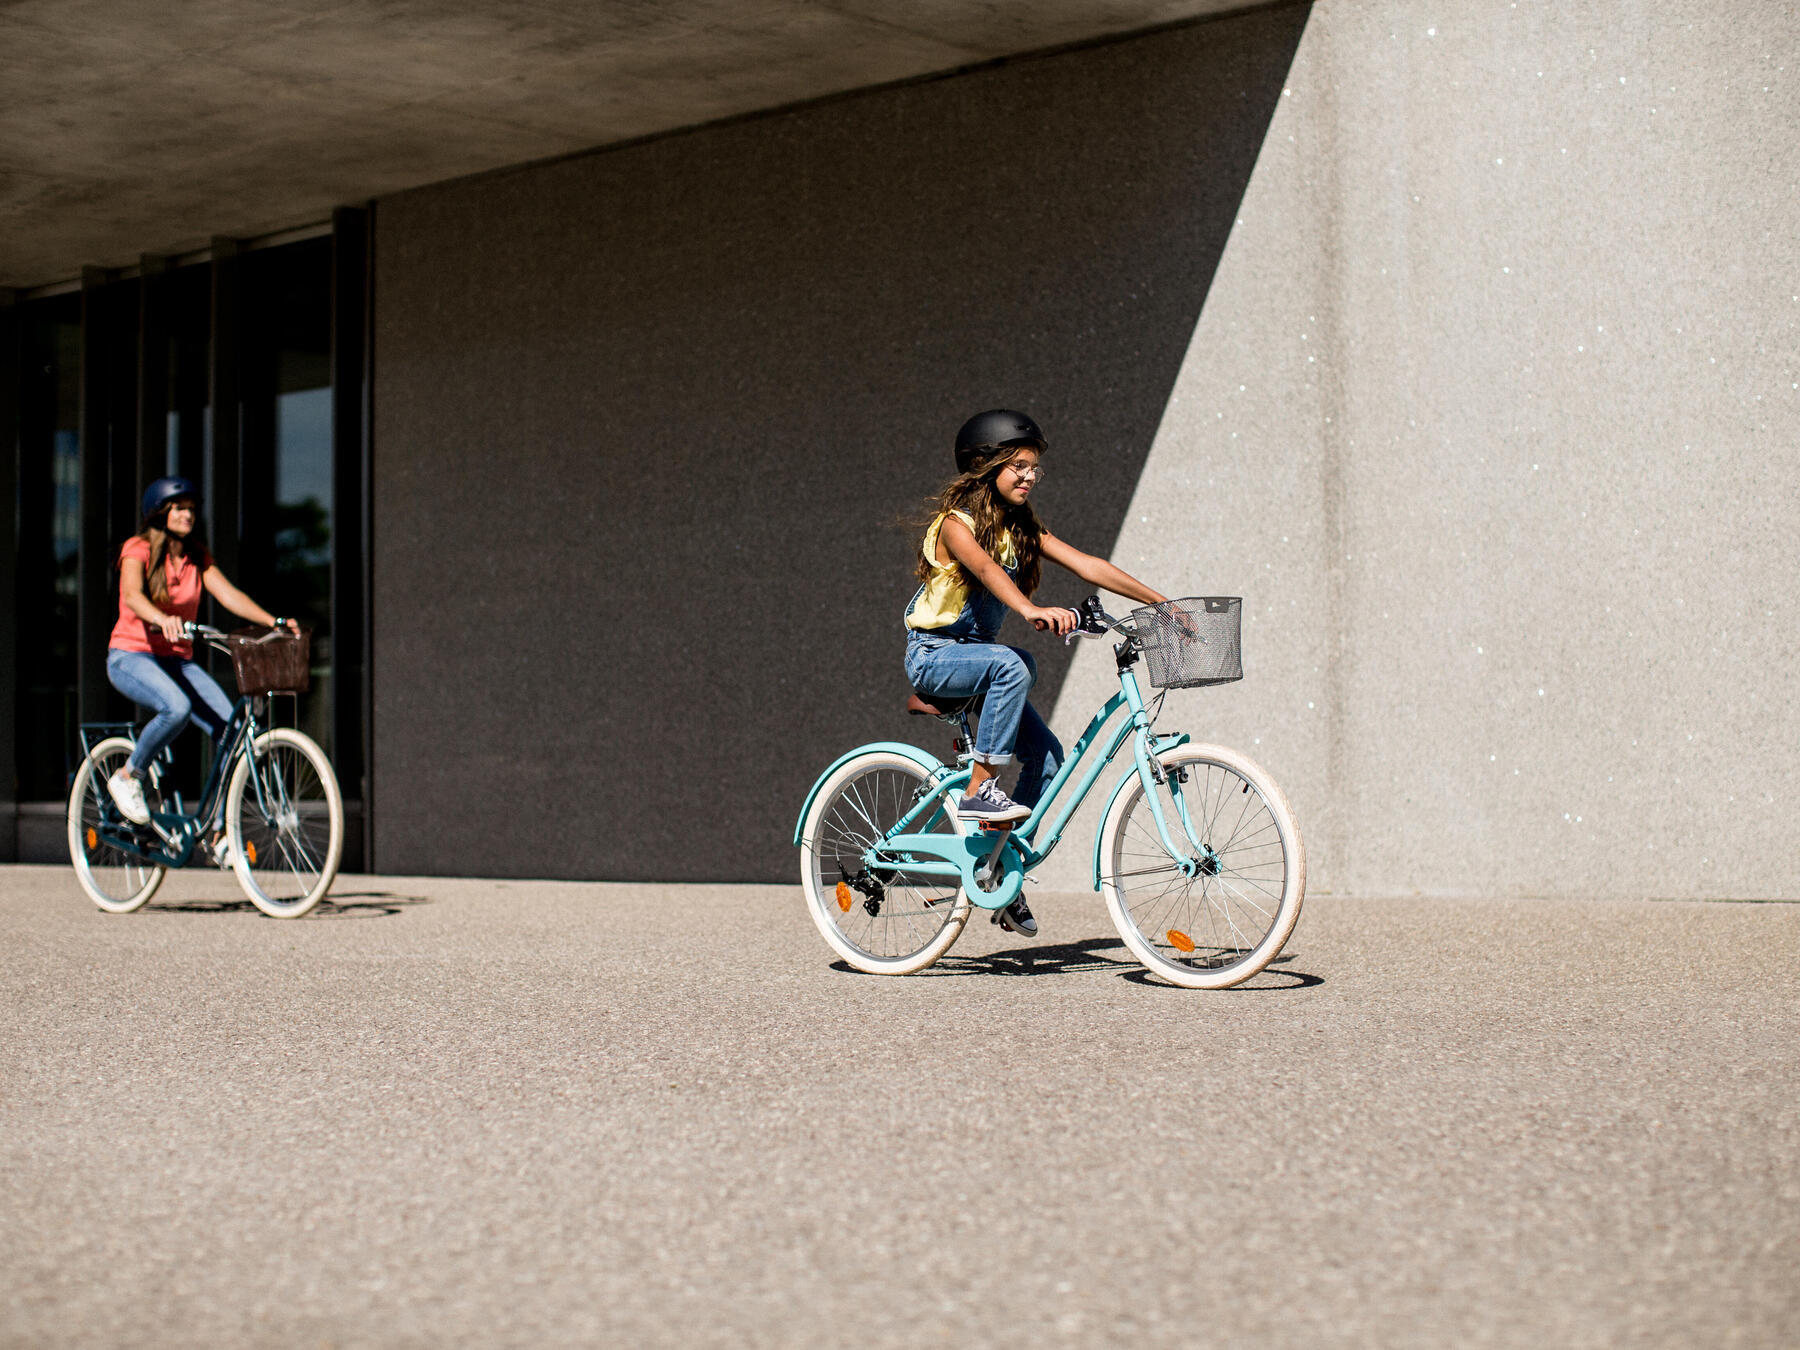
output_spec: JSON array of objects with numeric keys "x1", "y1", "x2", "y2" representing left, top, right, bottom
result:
[
  {"x1": 373, "y1": 0, "x2": 1797, "y2": 896},
  {"x1": 1045, "y1": 0, "x2": 1800, "y2": 897},
  {"x1": 371, "y1": 8, "x2": 1307, "y2": 880}
]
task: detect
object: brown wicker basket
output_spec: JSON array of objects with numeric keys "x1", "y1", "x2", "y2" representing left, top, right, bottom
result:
[{"x1": 228, "y1": 627, "x2": 312, "y2": 695}]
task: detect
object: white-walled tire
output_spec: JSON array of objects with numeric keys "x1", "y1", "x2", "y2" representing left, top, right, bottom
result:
[
  {"x1": 67, "y1": 737, "x2": 166, "y2": 914},
  {"x1": 1099, "y1": 743, "x2": 1305, "y2": 989},
  {"x1": 226, "y1": 728, "x2": 343, "y2": 919},
  {"x1": 799, "y1": 750, "x2": 972, "y2": 975}
]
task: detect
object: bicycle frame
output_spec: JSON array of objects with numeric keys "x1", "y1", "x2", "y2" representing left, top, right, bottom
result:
[
  {"x1": 797, "y1": 649, "x2": 1204, "y2": 911},
  {"x1": 88, "y1": 697, "x2": 268, "y2": 869}
]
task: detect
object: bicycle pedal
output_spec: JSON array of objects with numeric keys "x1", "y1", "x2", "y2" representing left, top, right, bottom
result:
[{"x1": 977, "y1": 820, "x2": 1015, "y2": 833}]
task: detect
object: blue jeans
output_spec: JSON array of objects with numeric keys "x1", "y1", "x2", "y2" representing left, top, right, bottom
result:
[
  {"x1": 905, "y1": 634, "x2": 1064, "y2": 808},
  {"x1": 105, "y1": 649, "x2": 234, "y2": 775}
]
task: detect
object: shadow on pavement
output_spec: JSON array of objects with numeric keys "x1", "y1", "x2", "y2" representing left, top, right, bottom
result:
[
  {"x1": 1120, "y1": 957, "x2": 1324, "y2": 991},
  {"x1": 833, "y1": 939, "x2": 1323, "y2": 988},
  {"x1": 143, "y1": 891, "x2": 432, "y2": 920}
]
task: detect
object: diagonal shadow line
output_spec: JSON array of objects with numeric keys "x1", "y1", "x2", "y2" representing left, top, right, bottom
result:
[{"x1": 369, "y1": 3, "x2": 1318, "y2": 884}]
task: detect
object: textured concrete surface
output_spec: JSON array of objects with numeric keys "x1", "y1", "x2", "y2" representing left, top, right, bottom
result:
[
  {"x1": 1049, "y1": 0, "x2": 1800, "y2": 897},
  {"x1": 0, "y1": 0, "x2": 1263, "y2": 287},
  {"x1": 3, "y1": 864, "x2": 1796, "y2": 1347},
  {"x1": 369, "y1": 9, "x2": 1306, "y2": 882}
]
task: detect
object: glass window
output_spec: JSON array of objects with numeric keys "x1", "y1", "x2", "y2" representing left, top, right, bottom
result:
[
  {"x1": 14, "y1": 294, "x2": 82, "y2": 800},
  {"x1": 164, "y1": 263, "x2": 211, "y2": 485},
  {"x1": 9, "y1": 229, "x2": 362, "y2": 815},
  {"x1": 242, "y1": 239, "x2": 334, "y2": 757}
]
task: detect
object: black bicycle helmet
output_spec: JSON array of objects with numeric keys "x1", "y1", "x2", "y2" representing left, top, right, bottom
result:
[
  {"x1": 954, "y1": 409, "x2": 1045, "y2": 474},
  {"x1": 141, "y1": 476, "x2": 199, "y2": 522}
]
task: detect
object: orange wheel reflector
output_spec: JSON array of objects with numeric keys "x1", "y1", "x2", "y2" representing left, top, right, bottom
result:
[
  {"x1": 1166, "y1": 929, "x2": 1196, "y2": 954},
  {"x1": 85, "y1": 827, "x2": 98, "y2": 850},
  {"x1": 835, "y1": 882, "x2": 854, "y2": 912},
  {"x1": 244, "y1": 841, "x2": 257, "y2": 865}
]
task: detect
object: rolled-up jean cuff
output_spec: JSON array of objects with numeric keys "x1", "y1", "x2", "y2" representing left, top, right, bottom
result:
[{"x1": 971, "y1": 750, "x2": 1014, "y2": 767}]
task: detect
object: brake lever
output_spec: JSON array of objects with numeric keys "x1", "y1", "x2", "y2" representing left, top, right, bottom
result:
[{"x1": 1065, "y1": 595, "x2": 1116, "y2": 644}]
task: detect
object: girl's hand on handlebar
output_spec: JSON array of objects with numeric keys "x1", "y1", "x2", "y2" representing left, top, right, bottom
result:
[
  {"x1": 157, "y1": 614, "x2": 186, "y2": 644},
  {"x1": 1027, "y1": 605, "x2": 1079, "y2": 636}
]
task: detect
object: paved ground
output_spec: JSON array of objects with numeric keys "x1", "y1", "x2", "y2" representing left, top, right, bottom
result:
[{"x1": 2, "y1": 864, "x2": 1796, "y2": 1348}]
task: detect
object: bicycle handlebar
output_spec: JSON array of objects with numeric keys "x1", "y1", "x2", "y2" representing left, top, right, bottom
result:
[
  {"x1": 1064, "y1": 595, "x2": 1128, "y2": 644},
  {"x1": 181, "y1": 621, "x2": 295, "y2": 648}
]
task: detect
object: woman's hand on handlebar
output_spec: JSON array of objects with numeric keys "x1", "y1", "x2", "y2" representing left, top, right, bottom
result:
[
  {"x1": 157, "y1": 613, "x2": 186, "y2": 644},
  {"x1": 1026, "y1": 604, "x2": 1079, "y2": 636}
]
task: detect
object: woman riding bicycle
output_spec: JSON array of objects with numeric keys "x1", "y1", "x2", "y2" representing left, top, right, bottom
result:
[
  {"x1": 904, "y1": 409, "x2": 1171, "y2": 936},
  {"x1": 104, "y1": 476, "x2": 295, "y2": 836}
]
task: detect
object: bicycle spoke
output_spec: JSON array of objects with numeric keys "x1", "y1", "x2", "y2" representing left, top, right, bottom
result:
[
  {"x1": 1106, "y1": 753, "x2": 1295, "y2": 980},
  {"x1": 806, "y1": 762, "x2": 965, "y2": 966}
]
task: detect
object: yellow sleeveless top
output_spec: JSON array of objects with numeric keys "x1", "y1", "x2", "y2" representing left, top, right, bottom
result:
[{"x1": 904, "y1": 510, "x2": 1017, "y2": 631}]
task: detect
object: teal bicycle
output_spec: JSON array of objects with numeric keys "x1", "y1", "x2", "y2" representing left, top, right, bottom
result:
[
  {"x1": 66, "y1": 622, "x2": 344, "y2": 919},
  {"x1": 795, "y1": 596, "x2": 1305, "y2": 987}
]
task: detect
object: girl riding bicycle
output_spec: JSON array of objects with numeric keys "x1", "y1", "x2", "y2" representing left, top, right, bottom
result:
[
  {"x1": 104, "y1": 476, "x2": 295, "y2": 839},
  {"x1": 905, "y1": 409, "x2": 1170, "y2": 935}
]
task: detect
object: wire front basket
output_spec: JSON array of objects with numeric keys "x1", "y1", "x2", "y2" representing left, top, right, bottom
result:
[
  {"x1": 1130, "y1": 597, "x2": 1242, "y2": 689},
  {"x1": 227, "y1": 627, "x2": 312, "y2": 696}
]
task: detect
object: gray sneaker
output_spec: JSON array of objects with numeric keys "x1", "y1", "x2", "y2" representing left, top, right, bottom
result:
[
  {"x1": 954, "y1": 778, "x2": 1030, "y2": 823},
  {"x1": 993, "y1": 896, "x2": 1039, "y2": 937}
]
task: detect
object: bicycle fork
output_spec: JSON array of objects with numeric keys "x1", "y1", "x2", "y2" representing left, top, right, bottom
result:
[{"x1": 1129, "y1": 733, "x2": 1214, "y2": 879}]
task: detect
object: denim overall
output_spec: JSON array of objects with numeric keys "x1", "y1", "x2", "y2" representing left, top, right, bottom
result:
[{"x1": 903, "y1": 556, "x2": 1063, "y2": 808}]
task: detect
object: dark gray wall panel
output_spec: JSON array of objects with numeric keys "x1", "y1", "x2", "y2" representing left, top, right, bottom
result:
[{"x1": 372, "y1": 7, "x2": 1307, "y2": 880}]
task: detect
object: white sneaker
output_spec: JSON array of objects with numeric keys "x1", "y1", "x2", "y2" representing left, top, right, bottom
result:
[
  {"x1": 210, "y1": 835, "x2": 235, "y2": 870},
  {"x1": 107, "y1": 770, "x2": 150, "y2": 825}
]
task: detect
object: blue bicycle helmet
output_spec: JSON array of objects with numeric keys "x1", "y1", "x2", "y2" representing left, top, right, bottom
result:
[{"x1": 141, "y1": 476, "x2": 199, "y2": 522}]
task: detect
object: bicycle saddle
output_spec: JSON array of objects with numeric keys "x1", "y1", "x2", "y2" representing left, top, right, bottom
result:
[{"x1": 906, "y1": 692, "x2": 974, "y2": 718}]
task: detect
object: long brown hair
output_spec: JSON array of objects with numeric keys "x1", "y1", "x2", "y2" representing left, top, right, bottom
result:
[
  {"x1": 127, "y1": 519, "x2": 203, "y2": 609},
  {"x1": 915, "y1": 449, "x2": 1046, "y2": 598}
]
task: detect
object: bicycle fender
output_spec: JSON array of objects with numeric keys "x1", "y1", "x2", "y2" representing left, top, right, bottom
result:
[
  {"x1": 792, "y1": 742, "x2": 947, "y2": 846},
  {"x1": 1089, "y1": 733, "x2": 1191, "y2": 890}
]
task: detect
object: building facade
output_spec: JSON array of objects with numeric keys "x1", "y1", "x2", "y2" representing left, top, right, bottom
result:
[{"x1": 5, "y1": 0, "x2": 1798, "y2": 897}]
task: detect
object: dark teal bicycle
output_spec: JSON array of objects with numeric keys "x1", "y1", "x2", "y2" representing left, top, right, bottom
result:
[
  {"x1": 795, "y1": 596, "x2": 1305, "y2": 987},
  {"x1": 66, "y1": 622, "x2": 344, "y2": 919}
]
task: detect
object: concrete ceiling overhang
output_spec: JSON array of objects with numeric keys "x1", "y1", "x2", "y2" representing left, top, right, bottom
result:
[{"x1": 0, "y1": 0, "x2": 1279, "y2": 290}]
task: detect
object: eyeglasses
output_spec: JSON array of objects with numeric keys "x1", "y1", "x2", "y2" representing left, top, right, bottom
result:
[{"x1": 1002, "y1": 462, "x2": 1046, "y2": 483}]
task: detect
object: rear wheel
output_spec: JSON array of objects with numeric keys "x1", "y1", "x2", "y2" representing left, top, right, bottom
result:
[
  {"x1": 226, "y1": 728, "x2": 343, "y2": 919},
  {"x1": 66, "y1": 737, "x2": 166, "y2": 914},
  {"x1": 1099, "y1": 744, "x2": 1305, "y2": 989},
  {"x1": 799, "y1": 751, "x2": 971, "y2": 975}
]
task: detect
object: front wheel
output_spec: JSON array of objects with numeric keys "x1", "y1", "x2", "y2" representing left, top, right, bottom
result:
[
  {"x1": 798, "y1": 750, "x2": 972, "y2": 975},
  {"x1": 1099, "y1": 744, "x2": 1305, "y2": 989},
  {"x1": 66, "y1": 737, "x2": 166, "y2": 914},
  {"x1": 226, "y1": 728, "x2": 343, "y2": 918}
]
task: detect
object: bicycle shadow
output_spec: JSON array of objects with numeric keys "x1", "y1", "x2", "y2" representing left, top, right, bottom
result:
[
  {"x1": 832, "y1": 939, "x2": 1323, "y2": 988},
  {"x1": 930, "y1": 935, "x2": 1138, "y2": 978},
  {"x1": 1120, "y1": 956, "x2": 1323, "y2": 991},
  {"x1": 143, "y1": 890, "x2": 432, "y2": 920}
]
